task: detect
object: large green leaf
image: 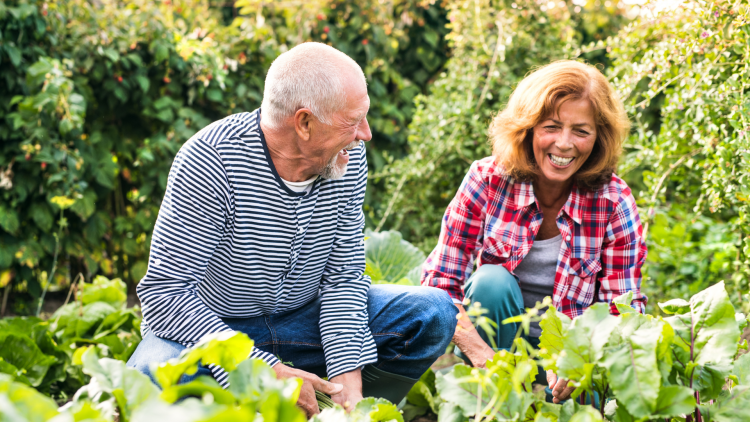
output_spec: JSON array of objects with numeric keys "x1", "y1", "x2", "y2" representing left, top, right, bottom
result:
[
  {"x1": 663, "y1": 282, "x2": 739, "y2": 400},
  {"x1": 600, "y1": 313, "x2": 662, "y2": 419},
  {"x1": 436, "y1": 364, "x2": 496, "y2": 417},
  {"x1": 78, "y1": 348, "x2": 160, "y2": 422},
  {"x1": 699, "y1": 385, "x2": 750, "y2": 422},
  {"x1": 0, "y1": 333, "x2": 57, "y2": 387},
  {"x1": 52, "y1": 301, "x2": 118, "y2": 342},
  {"x1": 0, "y1": 374, "x2": 60, "y2": 422},
  {"x1": 732, "y1": 352, "x2": 750, "y2": 386},
  {"x1": 406, "y1": 368, "x2": 440, "y2": 414},
  {"x1": 364, "y1": 230, "x2": 425, "y2": 284},
  {"x1": 80, "y1": 276, "x2": 127, "y2": 308},
  {"x1": 557, "y1": 303, "x2": 620, "y2": 390},
  {"x1": 354, "y1": 397, "x2": 404, "y2": 422},
  {"x1": 154, "y1": 331, "x2": 254, "y2": 389},
  {"x1": 538, "y1": 306, "x2": 572, "y2": 373}
]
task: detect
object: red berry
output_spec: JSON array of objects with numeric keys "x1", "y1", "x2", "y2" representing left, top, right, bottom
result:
[
  {"x1": 223, "y1": 64, "x2": 228, "y2": 70},
  {"x1": 361, "y1": 39, "x2": 368, "y2": 45},
  {"x1": 163, "y1": 76, "x2": 171, "y2": 83},
  {"x1": 316, "y1": 13, "x2": 325, "y2": 20},
  {"x1": 117, "y1": 76, "x2": 123, "y2": 83},
  {"x1": 207, "y1": 74, "x2": 213, "y2": 81},
  {"x1": 324, "y1": 26, "x2": 330, "y2": 33},
  {"x1": 41, "y1": 162, "x2": 47, "y2": 170},
  {"x1": 42, "y1": 10, "x2": 47, "y2": 16},
  {"x1": 25, "y1": 154, "x2": 31, "y2": 161}
]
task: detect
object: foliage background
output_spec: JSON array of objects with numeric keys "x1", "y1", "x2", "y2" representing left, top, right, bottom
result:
[
  {"x1": 1, "y1": 0, "x2": 749, "y2": 316},
  {"x1": 0, "y1": 0, "x2": 450, "y2": 313}
]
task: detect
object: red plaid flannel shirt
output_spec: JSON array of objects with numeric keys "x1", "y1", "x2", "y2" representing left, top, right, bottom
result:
[{"x1": 421, "y1": 157, "x2": 647, "y2": 318}]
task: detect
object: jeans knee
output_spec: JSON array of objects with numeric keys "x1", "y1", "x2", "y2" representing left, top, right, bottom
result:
[{"x1": 415, "y1": 287, "x2": 458, "y2": 347}]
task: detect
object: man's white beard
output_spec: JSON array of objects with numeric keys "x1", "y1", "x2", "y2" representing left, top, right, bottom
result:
[{"x1": 319, "y1": 140, "x2": 361, "y2": 180}]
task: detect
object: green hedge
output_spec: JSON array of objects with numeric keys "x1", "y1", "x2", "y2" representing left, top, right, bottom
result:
[{"x1": 0, "y1": 0, "x2": 449, "y2": 313}]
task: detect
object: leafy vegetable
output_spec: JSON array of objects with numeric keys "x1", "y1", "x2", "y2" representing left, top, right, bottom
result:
[{"x1": 364, "y1": 230, "x2": 425, "y2": 285}]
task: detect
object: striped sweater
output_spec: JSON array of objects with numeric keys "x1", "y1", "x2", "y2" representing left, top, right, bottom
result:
[{"x1": 137, "y1": 109, "x2": 376, "y2": 386}]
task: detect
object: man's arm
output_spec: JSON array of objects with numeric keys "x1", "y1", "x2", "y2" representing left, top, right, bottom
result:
[
  {"x1": 138, "y1": 139, "x2": 279, "y2": 386},
  {"x1": 318, "y1": 146, "x2": 377, "y2": 406}
]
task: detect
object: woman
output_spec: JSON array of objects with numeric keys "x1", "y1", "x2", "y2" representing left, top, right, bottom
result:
[{"x1": 421, "y1": 60, "x2": 647, "y2": 403}]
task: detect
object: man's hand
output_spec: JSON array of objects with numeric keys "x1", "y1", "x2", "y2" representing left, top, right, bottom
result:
[
  {"x1": 273, "y1": 362, "x2": 343, "y2": 418},
  {"x1": 453, "y1": 304, "x2": 497, "y2": 368},
  {"x1": 329, "y1": 368, "x2": 364, "y2": 412},
  {"x1": 546, "y1": 370, "x2": 575, "y2": 403}
]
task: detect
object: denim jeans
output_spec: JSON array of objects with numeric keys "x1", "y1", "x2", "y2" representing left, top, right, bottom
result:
[{"x1": 127, "y1": 284, "x2": 457, "y2": 385}]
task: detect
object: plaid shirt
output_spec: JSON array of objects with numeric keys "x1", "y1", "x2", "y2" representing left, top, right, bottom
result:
[{"x1": 421, "y1": 156, "x2": 647, "y2": 318}]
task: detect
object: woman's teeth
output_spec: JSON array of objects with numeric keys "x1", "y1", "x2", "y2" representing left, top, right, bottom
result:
[{"x1": 549, "y1": 154, "x2": 574, "y2": 166}]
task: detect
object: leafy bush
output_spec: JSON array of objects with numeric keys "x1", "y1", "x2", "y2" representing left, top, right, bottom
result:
[
  {"x1": 364, "y1": 229, "x2": 425, "y2": 285},
  {"x1": 0, "y1": 0, "x2": 450, "y2": 312},
  {"x1": 374, "y1": 0, "x2": 630, "y2": 251},
  {"x1": 0, "y1": 331, "x2": 405, "y2": 422},
  {"x1": 402, "y1": 281, "x2": 750, "y2": 422},
  {"x1": 0, "y1": 275, "x2": 140, "y2": 403},
  {"x1": 606, "y1": 0, "x2": 750, "y2": 303}
]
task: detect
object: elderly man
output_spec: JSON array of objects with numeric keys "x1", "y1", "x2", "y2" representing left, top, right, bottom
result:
[{"x1": 126, "y1": 42, "x2": 456, "y2": 416}]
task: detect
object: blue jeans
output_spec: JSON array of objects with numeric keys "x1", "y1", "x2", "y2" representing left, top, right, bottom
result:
[{"x1": 127, "y1": 284, "x2": 457, "y2": 385}]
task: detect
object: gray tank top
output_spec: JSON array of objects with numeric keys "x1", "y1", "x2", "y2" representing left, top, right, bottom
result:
[{"x1": 513, "y1": 234, "x2": 561, "y2": 337}]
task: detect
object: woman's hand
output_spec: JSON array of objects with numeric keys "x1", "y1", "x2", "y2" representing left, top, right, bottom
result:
[
  {"x1": 273, "y1": 362, "x2": 344, "y2": 418},
  {"x1": 452, "y1": 304, "x2": 497, "y2": 368},
  {"x1": 546, "y1": 370, "x2": 576, "y2": 403}
]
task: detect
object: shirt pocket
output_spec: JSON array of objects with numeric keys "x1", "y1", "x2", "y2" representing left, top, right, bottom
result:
[
  {"x1": 480, "y1": 237, "x2": 511, "y2": 265},
  {"x1": 565, "y1": 257, "x2": 602, "y2": 306}
]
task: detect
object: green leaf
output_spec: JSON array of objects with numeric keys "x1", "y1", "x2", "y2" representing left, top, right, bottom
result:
[
  {"x1": 354, "y1": 397, "x2": 404, "y2": 422},
  {"x1": 154, "y1": 332, "x2": 254, "y2": 389},
  {"x1": 664, "y1": 282, "x2": 739, "y2": 400},
  {"x1": 612, "y1": 291, "x2": 635, "y2": 314},
  {"x1": 161, "y1": 375, "x2": 235, "y2": 404},
  {"x1": 0, "y1": 205, "x2": 20, "y2": 234},
  {"x1": 0, "y1": 374, "x2": 60, "y2": 422},
  {"x1": 30, "y1": 202, "x2": 54, "y2": 232},
  {"x1": 406, "y1": 368, "x2": 439, "y2": 414},
  {"x1": 364, "y1": 229, "x2": 425, "y2": 284},
  {"x1": 436, "y1": 364, "x2": 494, "y2": 417},
  {"x1": 0, "y1": 332, "x2": 57, "y2": 387},
  {"x1": 79, "y1": 348, "x2": 160, "y2": 421},
  {"x1": 732, "y1": 352, "x2": 750, "y2": 385},
  {"x1": 80, "y1": 276, "x2": 127, "y2": 308},
  {"x1": 700, "y1": 385, "x2": 750, "y2": 422},
  {"x1": 651, "y1": 385, "x2": 695, "y2": 418},
  {"x1": 437, "y1": 402, "x2": 464, "y2": 422},
  {"x1": 600, "y1": 313, "x2": 662, "y2": 419},
  {"x1": 557, "y1": 303, "x2": 620, "y2": 386},
  {"x1": 71, "y1": 189, "x2": 98, "y2": 221},
  {"x1": 538, "y1": 306, "x2": 571, "y2": 372},
  {"x1": 568, "y1": 405, "x2": 603, "y2": 422},
  {"x1": 658, "y1": 298, "x2": 691, "y2": 315}
]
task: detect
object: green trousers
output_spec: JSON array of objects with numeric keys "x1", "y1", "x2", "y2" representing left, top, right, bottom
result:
[{"x1": 454, "y1": 264, "x2": 600, "y2": 407}]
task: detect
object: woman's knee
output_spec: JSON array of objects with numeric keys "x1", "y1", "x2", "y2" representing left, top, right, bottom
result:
[{"x1": 464, "y1": 264, "x2": 520, "y2": 304}]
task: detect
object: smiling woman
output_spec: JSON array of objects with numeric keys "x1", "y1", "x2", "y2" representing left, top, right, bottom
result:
[{"x1": 421, "y1": 60, "x2": 647, "y2": 406}]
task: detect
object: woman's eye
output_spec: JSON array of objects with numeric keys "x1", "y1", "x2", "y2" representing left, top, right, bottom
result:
[{"x1": 577, "y1": 130, "x2": 590, "y2": 136}]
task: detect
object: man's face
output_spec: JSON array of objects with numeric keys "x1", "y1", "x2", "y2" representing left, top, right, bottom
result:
[{"x1": 311, "y1": 74, "x2": 372, "y2": 179}]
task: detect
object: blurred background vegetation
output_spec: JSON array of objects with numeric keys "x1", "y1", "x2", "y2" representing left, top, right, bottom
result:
[{"x1": 1, "y1": 0, "x2": 749, "y2": 316}]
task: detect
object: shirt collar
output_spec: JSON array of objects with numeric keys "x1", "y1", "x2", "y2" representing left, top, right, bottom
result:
[{"x1": 512, "y1": 178, "x2": 584, "y2": 225}]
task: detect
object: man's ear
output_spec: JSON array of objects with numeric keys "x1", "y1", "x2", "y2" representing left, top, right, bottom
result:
[{"x1": 294, "y1": 108, "x2": 314, "y2": 141}]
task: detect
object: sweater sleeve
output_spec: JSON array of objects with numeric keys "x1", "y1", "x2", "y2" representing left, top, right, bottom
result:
[
  {"x1": 137, "y1": 138, "x2": 279, "y2": 387},
  {"x1": 318, "y1": 145, "x2": 377, "y2": 379}
]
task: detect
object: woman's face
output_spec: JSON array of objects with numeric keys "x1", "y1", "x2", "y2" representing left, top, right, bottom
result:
[{"x1": 532, "y1": 97, "x2": 597, "y2": 186}]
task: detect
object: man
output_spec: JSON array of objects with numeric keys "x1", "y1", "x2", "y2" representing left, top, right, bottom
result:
[{"x1": 126, "y1": 42, "x2": 457, "y2": 417}]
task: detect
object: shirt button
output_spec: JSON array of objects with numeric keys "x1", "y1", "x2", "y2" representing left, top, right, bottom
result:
[
  {"x1": 154, "y1": 259, "x2": 162, "y2": 266},
  {"x1": 566, "y1": 235, "x2": 571, "y2": 241},
  {"x1": 297, "y1": 227, "x2": 303, "y2": 233}
]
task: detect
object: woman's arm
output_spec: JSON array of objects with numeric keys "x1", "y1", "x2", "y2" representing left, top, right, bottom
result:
[{"x1": 598, "y1": 187, "x2": 648, "y2": 313}]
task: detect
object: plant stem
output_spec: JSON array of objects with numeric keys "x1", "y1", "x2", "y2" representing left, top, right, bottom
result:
[
  {"x1": 695, "y1": 391, "x2": 703, "y2": 422},
  {"x1": 1, "y1": 282, "x2": 10, "y2": 316},
  {"x1": 36, "y1": 209, "x2": 63, "y2": 317}
]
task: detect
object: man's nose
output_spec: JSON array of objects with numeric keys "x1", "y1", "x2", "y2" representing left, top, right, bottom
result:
[{"x1": 358, "y1": 117, "x2": 373, "y2": 142}]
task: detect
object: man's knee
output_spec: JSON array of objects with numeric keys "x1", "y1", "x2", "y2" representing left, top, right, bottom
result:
[
  {"x1": 411, "y1": 287, "x2": 458, "y2": 345},
  {"x1": 126, "y1": 330, "x2": 186, "y2": 381}
]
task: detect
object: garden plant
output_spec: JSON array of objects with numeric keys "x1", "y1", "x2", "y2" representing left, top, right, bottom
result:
[{"x1": 3, "y1": 0, "x2": 750, "y2": 420}]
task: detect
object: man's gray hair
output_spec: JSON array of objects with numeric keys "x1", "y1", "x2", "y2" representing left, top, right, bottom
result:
[{"x1": 261, "y1": 43, "x2": 365, "y2": 129}]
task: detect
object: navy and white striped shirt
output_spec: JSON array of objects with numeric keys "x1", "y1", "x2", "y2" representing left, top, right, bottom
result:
[{"x1": 137, "y1": 110, "x2": 377, "y2": 386}]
